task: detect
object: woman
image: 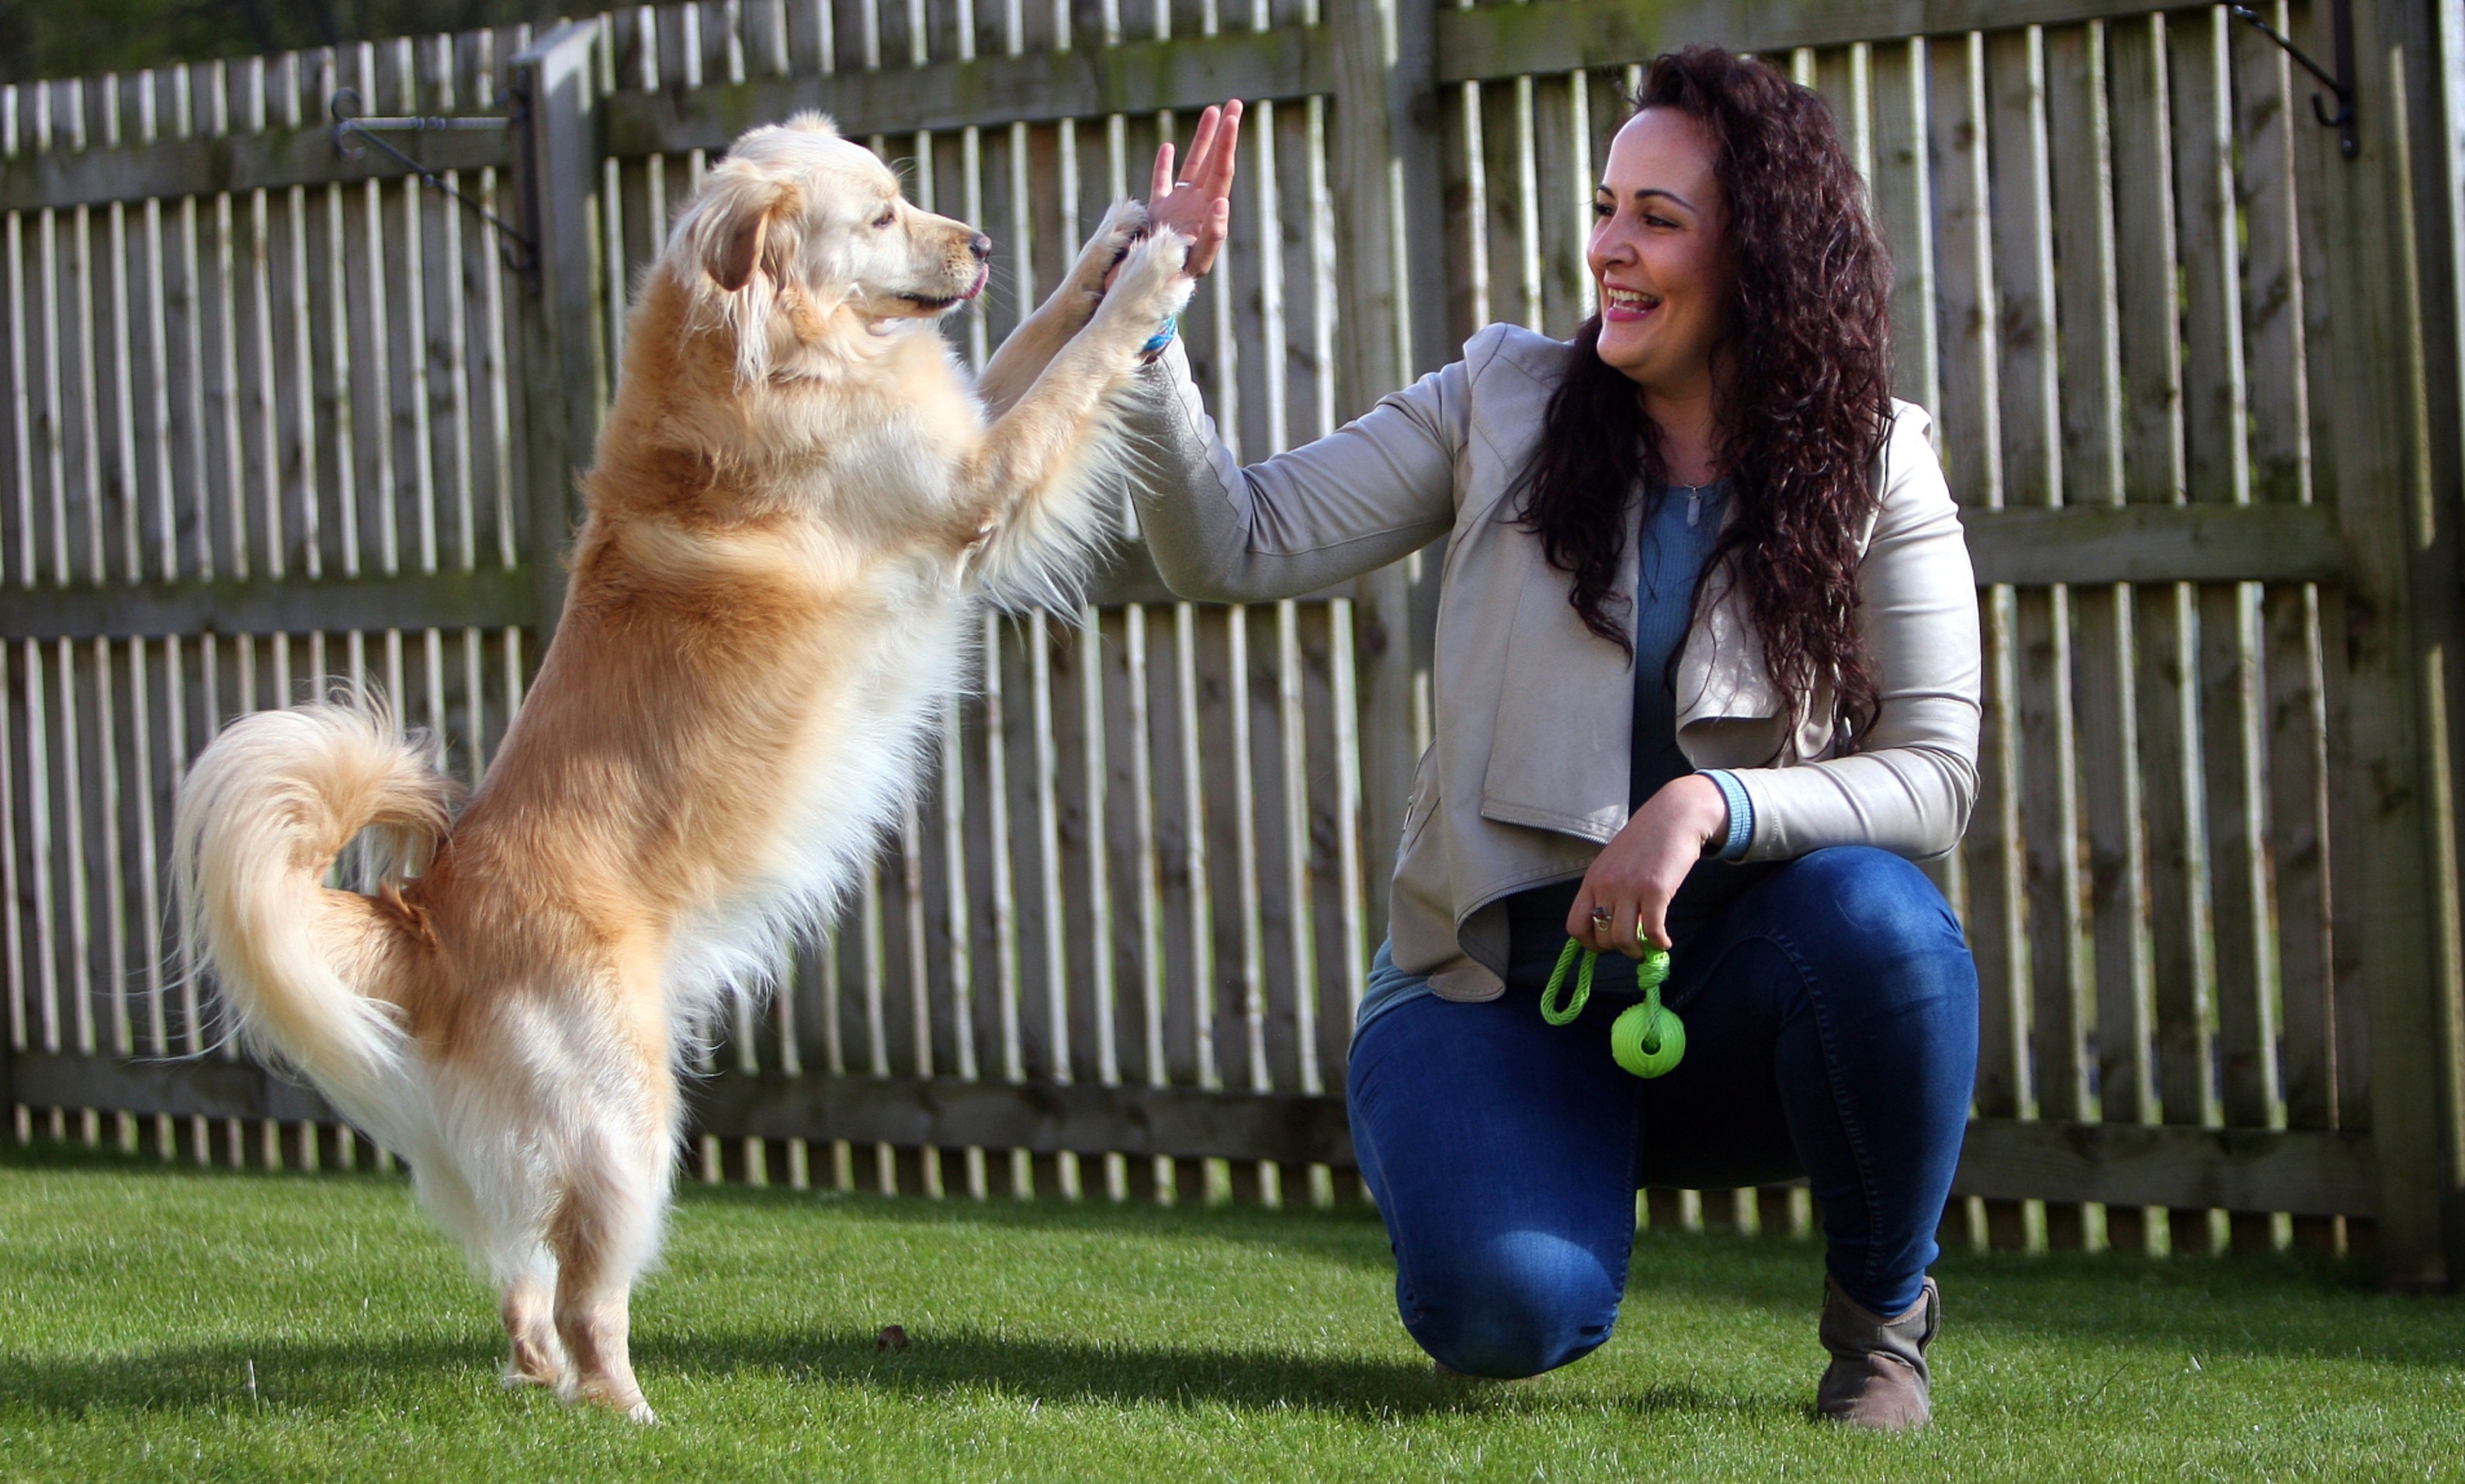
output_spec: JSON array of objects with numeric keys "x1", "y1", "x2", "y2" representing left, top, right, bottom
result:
[{"x1": 1131, "y1": 50, "x2": 1979, "y2": 1431}]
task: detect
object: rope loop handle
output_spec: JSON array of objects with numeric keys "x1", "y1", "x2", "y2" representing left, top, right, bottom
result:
[
  {"x1": 1539, "y1": 938, "x2": 1595, "y2": 1025},
  {"x1": 1539, "y1": 936, "x2": 1684, "y2": 1077}
]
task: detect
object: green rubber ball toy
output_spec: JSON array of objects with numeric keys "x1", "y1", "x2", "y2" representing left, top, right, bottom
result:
[
  {"x1": 1612, "y1": 945, "x2": 1682, "y2": 1078},
  {"x1": 1611, "y1": 998, "x2": 1685, "y2": 1078}
]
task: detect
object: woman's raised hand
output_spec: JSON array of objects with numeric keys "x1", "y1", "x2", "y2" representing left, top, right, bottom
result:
[
  {"x1": 1567, "y1": 774, "x2": 1732, "y2": 956},
  {"x1": 1144, "y1": 101, "x2": 1243, "y2": 279}
]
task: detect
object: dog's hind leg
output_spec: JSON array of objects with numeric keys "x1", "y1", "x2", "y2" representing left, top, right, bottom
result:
[
  {"x1": 420, "y1": 1062, "x2": 572, "y2": 1392},
  {"x1": 548, "y1": 1093, "x2": 674, "y2": 1423},
  {"x1": 409, "y1": 1142, "x2": 567, "y2": 1389},
  {"x1": 500, "y1": 1257, "x2": 566, "y2": 1389}
]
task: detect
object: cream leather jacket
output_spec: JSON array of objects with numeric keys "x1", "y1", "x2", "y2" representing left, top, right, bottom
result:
[{"x1": 1124, "y1": 323, "x2": 1981, "y2": 1001}]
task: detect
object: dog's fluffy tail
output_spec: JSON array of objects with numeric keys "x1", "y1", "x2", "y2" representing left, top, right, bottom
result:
[{"x1": 172, "y1": 701, "x2": 458, "y2": 1146}]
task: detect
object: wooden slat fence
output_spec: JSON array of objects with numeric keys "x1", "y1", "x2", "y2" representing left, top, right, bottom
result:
[
  {"x1": 7, "y1": 0, "x2": 2464, "y2": 1284},
  {"x1": 0, "y1": 33, "x2": 536, "y2": 1185}
]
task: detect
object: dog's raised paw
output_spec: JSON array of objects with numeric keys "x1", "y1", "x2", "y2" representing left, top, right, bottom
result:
[
  {"x1": 1092, "y1": 198, "x2": 1148, "y2": 248},
  {"x1": 1071, "y1": 199, "x2": 1150, "y2": 295},
  {"x1": 1126, "y1": 228, "x2": 1191, "y2": 283},
  {"x1": 1098, "y1": 231, "x2": 1196, "y2": 337}
]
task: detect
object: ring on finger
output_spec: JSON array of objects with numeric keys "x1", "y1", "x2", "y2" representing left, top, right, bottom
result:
[{"x1": 1174, "y1": 179, "x2": 1196, "y2": 189}]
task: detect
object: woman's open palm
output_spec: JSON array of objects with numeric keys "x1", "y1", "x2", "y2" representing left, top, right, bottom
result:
[{"x1": 1117, "y1": 101, "x2": 1243, "y2": 282}]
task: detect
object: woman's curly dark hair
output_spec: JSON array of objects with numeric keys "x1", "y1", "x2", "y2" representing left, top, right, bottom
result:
[{"x1": 1514, "y1": 47, "x2": 1895, "y2": 747}]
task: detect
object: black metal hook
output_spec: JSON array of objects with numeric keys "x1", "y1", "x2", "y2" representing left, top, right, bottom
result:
[
  {"x1": 2229, "y1": 2, "x2": 2357, "y2": 159},
  {"x1": 328, "y1": 88, "x2": 539, "y2": 273}
]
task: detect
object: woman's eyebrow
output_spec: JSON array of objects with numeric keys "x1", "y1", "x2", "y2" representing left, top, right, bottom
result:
[{"x1": 1593, "y1": 185, "x2": 1698, "y2": 213}]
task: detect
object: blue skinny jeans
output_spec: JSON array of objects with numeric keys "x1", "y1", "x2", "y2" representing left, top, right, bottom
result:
[{"x1": 1346, "y1": 846, "x2": 1978, "y2": 1380}]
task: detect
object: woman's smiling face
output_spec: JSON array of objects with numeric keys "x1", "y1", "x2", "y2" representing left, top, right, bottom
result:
[{"x1": 1588, "y1": 108, "x2": 1732, "y2": 396}]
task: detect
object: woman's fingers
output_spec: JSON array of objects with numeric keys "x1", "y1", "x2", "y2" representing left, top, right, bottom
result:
[
  {"x1": 1573, "y1": 895, "x2": 1666, "y2": 959},
  {"x1": 1565, "y1": 886, "x2": 1595, "y2": 945},
  {"x1": 1566, "y1": 885, "x2": 1611, "y2": 951},
  {"x1": 1570, "y1": 875, "x2": 1649, "y2": 951},
  {"x1": 1198, "y1": 100, "x2": 1243, "y2": 196},
  {"x1": 1182, "y1": 105, "x2": 1222, "y2": 185},
  {"x1": 1610, "y1": 899, "x2": 1646, "y2": 960},
  {"x1": 1132, "y1": 102, "x2": 1240, "y2": 279},
  {"x1": 1186, "y1": 196, "x2": 1233, "y2": 277},
  {"x1": 1148, "y1": 102, "x2": 1230, "y2": 224},
  {"x1": 1635, "y1": 900, "x2": 1673, "y2": 955},
  {"x1": 1149, "y1": 140, "x2": 1176, "y2": 210},
  {"x1": 1572, "y1": 870, "x2": 1679, "y2": 959},
  {"x1": 1175, "y1": 103, "x2": 1231, "y2": 197}
]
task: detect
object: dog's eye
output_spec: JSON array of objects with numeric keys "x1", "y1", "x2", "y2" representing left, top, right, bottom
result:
[{"x1": 872, "y1": 208, "x2": 896, "y2": 229}]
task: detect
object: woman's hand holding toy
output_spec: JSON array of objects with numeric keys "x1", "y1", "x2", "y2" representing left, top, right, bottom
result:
[{"x1": 1567, "y1": 772, "x2": 1729, "y2": 955}]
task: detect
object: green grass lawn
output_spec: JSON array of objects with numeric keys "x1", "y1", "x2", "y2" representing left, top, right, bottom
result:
[{"x1": 2, "y1": 1142, "x2": 2460, "y2": 1482}]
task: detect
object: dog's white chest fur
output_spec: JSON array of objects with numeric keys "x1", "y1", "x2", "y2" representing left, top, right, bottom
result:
[{"x1": 660, "y1": 553, "x2": 972, "y2": 1032}]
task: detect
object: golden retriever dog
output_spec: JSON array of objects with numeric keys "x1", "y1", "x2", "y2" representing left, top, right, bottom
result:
[{"x1": 170, "y1": 113, "x2": 1192, "y2": 1421}]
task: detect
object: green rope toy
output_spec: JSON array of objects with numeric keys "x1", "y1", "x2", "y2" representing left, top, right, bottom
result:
[{"x1": 1540, "y1": 937, "x2": 1686, "y2": 1078}]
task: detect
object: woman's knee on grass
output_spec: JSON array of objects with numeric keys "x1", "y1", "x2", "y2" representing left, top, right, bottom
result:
[{"x1": 1399, "y1": 1229, "x2": 1623, "y2": 1378}]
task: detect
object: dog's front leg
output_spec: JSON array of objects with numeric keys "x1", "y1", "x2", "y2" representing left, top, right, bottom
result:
[
  {"x1": 972, "y1": 200, "x2": 1149, "y2": 418},
  {"x1": 957, "y1": 230, "x2": 1194, "y2": 602}
]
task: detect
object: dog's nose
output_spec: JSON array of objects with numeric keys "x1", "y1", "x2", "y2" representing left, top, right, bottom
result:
[{"x1": 969, "y1": 234, "x2": 992, "y2": 262}]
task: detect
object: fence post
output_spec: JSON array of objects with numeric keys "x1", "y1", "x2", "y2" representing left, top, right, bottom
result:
[
  {"x1": 2397, "y1": 0, "x2": 2465, "y2": 1282},
  {"x1": 1330, "y1": 0, "x2": 1449, "y2": 954},
  {"x1": 2314, "y1": 0, "x2": 2465, "y2": 1286},
  {"x1": 510, "y1": 20, "x2": 608, "y2": 647}
]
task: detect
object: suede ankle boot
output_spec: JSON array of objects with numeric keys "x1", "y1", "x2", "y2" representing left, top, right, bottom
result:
[{"x1": 1815, "y1": 1274, "x2": 1938, "y2": 1431}]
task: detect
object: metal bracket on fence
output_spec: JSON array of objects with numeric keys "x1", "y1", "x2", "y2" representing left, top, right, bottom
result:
[
  {"x1": 2230, "y1": 2, "x2": 2357, "y2": 159},
  {"x1": 329, "y1": 87, "x2": 539, "y2": 273}
]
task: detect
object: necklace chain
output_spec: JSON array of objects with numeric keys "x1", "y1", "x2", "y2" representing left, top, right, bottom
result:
[{"x1": 1668, "y1": 477, "x2": 1719, "y2": 528}]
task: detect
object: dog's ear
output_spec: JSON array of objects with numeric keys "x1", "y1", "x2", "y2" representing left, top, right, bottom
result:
[
  {"x1": 678, "y1": 163, "x2": 813, "y2": 384},
  {"x1": 685, "y1": 172, "x2": 801, "y2": 296},
  {"x1": 709, "y1": 210, "x2": 768, "y2": 294}
]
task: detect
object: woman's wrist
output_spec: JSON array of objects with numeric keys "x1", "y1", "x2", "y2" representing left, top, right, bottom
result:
[
  {"x1": 1697, "y1": 770, "x2": 1754, "y2": 860},
  {"x1": 1639, "y1": 773, "x2": 1729, "y2": 854}
]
